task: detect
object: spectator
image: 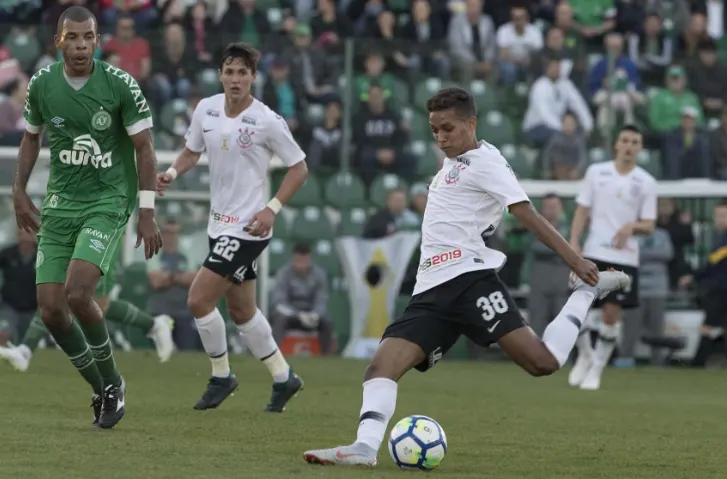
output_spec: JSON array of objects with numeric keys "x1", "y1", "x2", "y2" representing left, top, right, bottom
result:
[
  {"x1": 526, "y1": 193, "x2": 571, "y2": 336},
  {"x1": 685, "y1": 38, "x2": 727, "y2": 118},
  {"x1": 362, "y1": 188, "x2": 420, "y2": 238},
  {"x1": 678, "y1": 12, "x2": 710, "y2": 59},
  {"x1": 663, "y1": 106, "x2": 711, "y2": 179},
  {"x1": 495, "y1": 5, "x2": 543, "y2": 85},
  {"x1": 628, "y1": 12, "x2": 674, "y2": 86},
  {"x1": 219, "y1": 0, "x2": 271, "y2": 50},
  {"x1": 262, "y1": 58, "x2": 305, "y2": 138},
  {"x1": 535, "y1": 27, "x2": 572, "y2": 78},
  {"x1": 709, "y1": 105, "x2": 727, "y2": 179},
  {"x1": 648, "y1": 65, "x2": 703, "y2": 134},
  {"x1": 541, "y1": 113, "x2": 588, "y2": 180},
  {"x1": 353, "y1": 85, "x2": 416, "y2": 184},
  {"x1": 146, "y1": 219, "x2": 199, "y2": 351},
  {"x1": 619, "y1": 227, "x2": 674, "y2": 366},
  {"x1": 355, "y1": 51, "x2": 397, "y2": 103},
  {"x1": 591, "y1": 66, "x2": 646, "y2": 140},
  {"x1": 367, "y1": 10, "x2": 409, "y2": 75},
  {"x1": 310, "y1": 0, "x2": 354, "y2": 55},
  {"x1": 151, "y1": 22, "x2": 196, "y2": 105},
  {"x1": 693, "y1": 0, "x2": 727, "y2": 39},
  {"x1": 644, "y1": 0, "x2": 690, "y2": 35},
  {"x1": 553, "y1": 2, "x2": 587, "y2": 76},
  {"x1": 523, "y1": 56, "x2": 593, "y2": 146},
  {"x1": 185, "y1": 1, "x2": 215, "y2": 67},
  {"x1": 0, "y1": 77, "x2": 28, "y2": 136},
  {"x1": 409, "y1": 183, "x2": 428, "y2": 218},
  {"x1": 588, "y1": 32, "x2": 641, "y2": 99},
  {"x1": 282, "y1": 23, "x2": 337, "y2": 103},
  {"x1": 347, "y1": 0, "x2": 388, "y2": 35},
  {"x1": 448, "y1": 0, "x2": 496, "y2": 82},
  {"x1": 657, "y1": 197, "x2": 694, "y2": 290},
  {"x1": 615, "y1": 0, "x2": 644, "y2": 35},
  {"x1": 270, "y1": 243, "x2": 334, "y2": 355},
  {"x1": 103, "y1": 14, "x2": 151, "y2": 83},
  {"x1": 99, "y1": 0, "x2": 158, "y2": 29},
  {"x1": 570, "y1": 0, "x2": 616, "y2": 41},
  {"x1": 396, "y1": 0, "x2": 450, "y2": 79},
  {"x1": 307, "y1": 98, "x2": 342, "y2": 171},
  {"x1": 0, "y1": 227, "x2": 37, "y2": 344}
]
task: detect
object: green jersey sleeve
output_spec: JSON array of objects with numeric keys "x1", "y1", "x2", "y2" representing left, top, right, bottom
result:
[
  {"x1": 23, "y1": 70, "x2": 44, "y2": 134},
  {"x1": 116, "y1": 72, "x2": 154, "y2": 136}
]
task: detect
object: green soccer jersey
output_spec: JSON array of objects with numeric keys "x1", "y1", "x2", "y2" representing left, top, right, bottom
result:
[{"x1": 23, "y1": 60, "x2": 153, "y2": 218}]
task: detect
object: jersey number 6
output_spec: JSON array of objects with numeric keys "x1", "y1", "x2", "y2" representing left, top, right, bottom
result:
[
  {"x1": 476, "y1": 291, "x2": 509, "y2": 321},
  {"x1": 213, "y1": 236, "x2": 241, "y2": 261}
]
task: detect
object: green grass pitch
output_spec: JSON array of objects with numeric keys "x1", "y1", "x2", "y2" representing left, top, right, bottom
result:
[{"x1": 1, "y1": 351, "x2": 726, "y2": 478}]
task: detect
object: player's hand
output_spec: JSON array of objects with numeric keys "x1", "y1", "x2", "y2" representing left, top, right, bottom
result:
[
  {"x1": 245, "y1": 207, "x2": 275, "y2": 237},
  {"x1": 156, "y1": 172, "x2": 174, "y2": 196},
  {"x1": 572, "y1": 257, "x2": 599, "y2": 287},
  {"x1": 136, "y1": 209, "x2": 163, "y2": 259},
  {"x1": 678, "y1": 274, "x2": 693, "y2": 289},
  {"x1": 612, "y1": 223, "x2": 634, "y2": 249},
  {"x1": 13, "y1": 189, "x2": 40, "y2": 233}
]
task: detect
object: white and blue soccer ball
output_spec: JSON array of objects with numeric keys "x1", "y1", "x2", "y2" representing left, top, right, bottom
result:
[{"x1": 388, "y1": 415, "x2": 447, "y2": 470}]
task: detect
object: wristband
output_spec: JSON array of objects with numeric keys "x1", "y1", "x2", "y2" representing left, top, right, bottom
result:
[
  {"x1": 267, "y1": 197, "x2": 283, "y2": 215},
  {"x1": 139, "y1": 190, "x2": 155, "y2": 209},
  {"x1": 166, "y1": 167, "x2": 178, "y2": 180}
]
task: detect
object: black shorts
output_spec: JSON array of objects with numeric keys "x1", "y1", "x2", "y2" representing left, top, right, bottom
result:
[
  {"x1": 702, "y1": 292, "x2": 727, "y2": 328},
  {"x1": 586, "y1": 258, "x2": 639, "y2": 309},
  {"x1": 382, "y1": 269, "x2": 526, "y2": 372},
  {"x1": 204, "y1": 236, "x2": 269, "y2": 285}
]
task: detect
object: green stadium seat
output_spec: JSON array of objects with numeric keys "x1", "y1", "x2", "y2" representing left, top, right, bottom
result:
[
  {"x1": 118, "y1": 263, "x2": 150, "y2": 310},
  {"x1": 324, "y1": 172, "x2": 368, "y2": 207},
  {"x1": 288, "y1": 173, "x2": 323, "y2": 207},
  {"x1": 408, "y1": 110, "x2": 431, "y2": 142},
  {"x1": 469, "y1": 80, "x2": 498, "y2": 112},
  {"x1": 266, "y1": 7, "x2": 283, "y2": 28},
  {"x1": 414, "y1": 77, "x2": 455, "y2": 112},
  {"x1": 390, "y1": 77, "x2": 410, "y2": 108},
  {"x1": 312, "y1": 239, "x2": 340, "y2": 278},
  {"x1": 268, "y1": 238, "x2": 289, "y2": 274},
  {"x1": 196, "y1": 69, "x2": 221, "y2": 97},
  {"x1": 477, "y1": 110, "x2": 514, "y2": 147},
  {"x1": 159, "y1": 99, "x2": 189, "y2": 135},
  {"x1": 500, "y1": 145, "x2": 534, "y2": 178},
  {"x1": 305, "y1": 103, "x2": 325, "y2": 127},
  {"x1": 369, "y1": 174, "x2": 409, "y2": 208},
  {"x1": 290, "y1": 206, "x2": 334, "y2": 241},
  {"x1": 4, "y1": 35, "x2": 40, "y2": 72},
  {"x1": 588, "y1": 148, "x2": 608, "y2": 164},
  {"x1": 272, "y1": 213, "x2": 292, "y2": 239},
  {"x1": 410, "y1": 141, "x2": 441, "y2": 178},
  {"x1": 339, "y1": 207, "x2": 368, "y2": 236},
  {"x1": 328, "y1": 291, "x2": 351, "y2": 345}
]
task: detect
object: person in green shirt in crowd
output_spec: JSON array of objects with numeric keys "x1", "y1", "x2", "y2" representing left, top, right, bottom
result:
[
  {"x1": 569, "y1": 0, "x2": 616, "y2": 39},
  {"x1": 648, "y1": 65, "x2": 703, "y2": 133},
  {"x1": 355, "y1": 51, "x2": 396, "y2": 103}
]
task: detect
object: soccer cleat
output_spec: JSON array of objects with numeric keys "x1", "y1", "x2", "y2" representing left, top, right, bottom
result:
[
  {"x1": 0, "y1": 343, "x2": 31, "y2": 372},
  {"x1": 304, "y1": 442, "x2": 378, "y2": 467},
  {"x1": 579, "y1": 365, "x2": 602, "y2": 391},
  {"x1": 193, "y1": 374, "x2": 239, "y2": 410},
  {"x1": 149, "y1": 315, "x2": 175, "y2": 363},
  {"x1": 91, "y1": 394, "x2": 103, "y2": 427},
  {"x1": 568, "y1": 350, "x2": 592, "y2": 387},
  {"x1": 570, "y1": 270, "x2": 632, "y2": 301},
  {"x1": 265, "y1": 369, "x2": 303, "y2": 412},
  {"x1": 99, "y1": 377, "x2": 126, "y2": 429}
]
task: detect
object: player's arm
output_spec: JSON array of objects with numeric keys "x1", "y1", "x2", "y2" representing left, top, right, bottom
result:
[
  {"x1": 613, "y1": 179, "x2": 657, "y2": 248},
  {"x1": 13, "y1": 76, "x2": 44, "y2": 232}
]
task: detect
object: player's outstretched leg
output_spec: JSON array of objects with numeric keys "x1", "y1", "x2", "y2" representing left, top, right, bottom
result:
[
  {"x1": 101, "y1": 297, "x2": 175, "y2": 362},
  {"x1": 0, "y1": 312, "x2": 47, "y2": 371},
  {"x1": 226, "y1": 282, "x2": 303, "y2": 412},
  {"x1": 304, "y1": 337, "x2": 425, "y2": 467}
]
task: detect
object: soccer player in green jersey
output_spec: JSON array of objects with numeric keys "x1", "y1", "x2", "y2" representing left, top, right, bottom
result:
[{"x1": 11, "y1": 6, "x2": 163, "y2": 429}]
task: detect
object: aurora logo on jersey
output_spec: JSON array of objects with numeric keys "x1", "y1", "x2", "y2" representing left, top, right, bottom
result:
[
  {"x1": 104, "y1": 64, "x2": 150, "y2": 114},
  {"x1": 60, "y1": 134, "x2": 112, "y2": 169}
]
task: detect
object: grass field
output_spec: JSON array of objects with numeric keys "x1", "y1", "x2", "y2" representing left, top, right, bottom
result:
[{"x1": 1, "y1": 351, "x2": 726, "y2": 479}]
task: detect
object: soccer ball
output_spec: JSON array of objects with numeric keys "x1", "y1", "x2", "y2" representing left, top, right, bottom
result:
[{"x1": 388, "y1": 415, "x2": 447, "y2": 470}]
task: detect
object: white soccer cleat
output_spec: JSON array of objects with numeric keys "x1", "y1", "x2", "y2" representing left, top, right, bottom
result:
[
  {"x1": 571, "y1": 270, "x2": 632, "y2": 300},
  {"x1": 579, "y1": 365, "x2": 602, "y2": 391},
  {"x1": 0, "y1": 343, "x2": 32, "y2": 372},
  {"x1": 568, "y1": 350, "x2": 591, "y2": 387},
  {"x1": 148, "y1": 315, "x2": 175, "y2": 363},
  {"x1": 304, "y1": 442, "x2": 378, "y2": 467}
]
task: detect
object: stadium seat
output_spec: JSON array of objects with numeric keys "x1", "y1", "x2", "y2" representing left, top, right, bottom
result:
[
  {"x1": 370, "y1": 174, "x2": 409, "y2": 208},
  {"x1": 290, "y1": 206, "x2": 334, "y2": 241},
  {"x1": 196, "y1": 69, "x2": 221, "y2": 97},
  {"x1": 118, "y1": 263, "x2": 150, "y2": 313},
  {"x1": 4, "y1": 35, "x2": 40, "y2": 72},
  {"x1": 410, "y1": 141, "x2": 441, "y2": 178},
  {"x1": 324, "y1": 171, "x2": 368, "y2": 207},
  {"x1": 312, "y1": 239, "x2": 341, "y2": 278},
  {"x1": 588, "y1": 147, "x2": 608, "y2": 164},
  {"x1": 408, "y1": 110, "x2": 431, "y2": 142},
  {"x1": 470, "y1": 80, "x2": 498, "y2": 112},
  {"x1": 159, "y1": 99, "x2": 189, "y2": 135},
  {"x1": 637, "y1": 149, "x2": 663, "y2": 179},
  {"x1": 305, "y1": 103, "x2": 325, "y2": 126},
  {"x1": 327, "y1": 291, "x2": 351, "y2": 346},
  {"x1": 477, "y1": 110, "x2": 515, "y2": 147},
  {"x1": 414, "y1": 77, "x2": 455, "y2": 112},
  {"x1": 338, "y1": 207, "x2": 369, "y2": 236},
  {"x1": 500, "y1": 145, "x2": 534, "y2": 178},
  {"x1": 267, "y1": 237, "x2": 289, "y2": 274},
  {"x1": 287, "y1": 173, "x2": 323, "y2": 207},
  {"x1": 272, "y1": 213, "x2": 292, "y2": 239}
]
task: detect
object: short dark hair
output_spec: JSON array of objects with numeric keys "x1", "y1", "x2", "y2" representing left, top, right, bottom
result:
[
  {"x1": 293, "y1": 242, "x2": 311, "y2": 255},
  {"x1": 426, "y1": 87, "x2": 477, "y2": 118},
  {"x1": 619, "y1": 124, "x2": 642, "y2": 136},
  {"x1": 57, "y1": 6, "x2": 97, "y2": 34},
  {"x1": 219, "y1": 42, "x2": 260, "y2": 74}
]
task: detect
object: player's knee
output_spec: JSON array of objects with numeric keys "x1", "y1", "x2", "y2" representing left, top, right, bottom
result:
[
  {"x1": 38, "y1": 304, "x2": 69, "y2": 330},
  {"x1": 226, "y1": 301, "x2": 256, "y2": 325},
  {"x1": 65, "y1": 285, "x2": 94, "y2": 313},
  {"x1": 526, "y1": 350, "x2": 560, "y2": 377},
  {"x1": 187, "y1": 289, "x2": 214, "y2": 318}
]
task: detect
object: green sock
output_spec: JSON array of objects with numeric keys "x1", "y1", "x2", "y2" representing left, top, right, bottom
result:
[
  {"x1": 49, "y1": 321, "x2": 103, "y2": 395},
  {"x1": 80, "y1": 319, "x2": 122, "y2": 387},
  {"x1": 106, "y1": 299, "x2": 155, "y2": 333},
  {"x1": 22, "y1": 312, "x2": 47, "y2": 351}
]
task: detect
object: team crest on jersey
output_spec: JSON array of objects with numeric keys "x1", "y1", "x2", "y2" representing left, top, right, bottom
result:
[
  {"x1": 36, "y1": 249, "x2": 44, "y2": 268},
  {"x1": 91, "y1": 109, "x2": 112, "y2": 131},
  {"x1": 237, "y1": 128, "x2": 255, "y2": 149},
  {"x1": 445, "y1": 163, "x2": 466, "y2": 185}
]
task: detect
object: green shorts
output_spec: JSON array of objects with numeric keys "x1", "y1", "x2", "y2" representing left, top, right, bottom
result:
[{"x1": 36, "y1": 212, "x2": 128, "y2": 292}]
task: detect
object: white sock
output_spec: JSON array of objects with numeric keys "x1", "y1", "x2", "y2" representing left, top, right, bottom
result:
[
  {"x1": 542, "y1": 290, "x2": 595, "y2": 367},
  {"x1": 196, "y1": 308, "x2": 230, "y2": 378},
  {"x1": 593, "y1": 322, "x2": 621, "y2": 367},
  {"x1": 575, "y1": 330, "x2": 593, "y2": 360},
  {"x1": 356, "y1": 378, "x2": 398, "y2": 452},
  {"x1": 237, "y1": 309, "x2": 290, "y2": 382}
]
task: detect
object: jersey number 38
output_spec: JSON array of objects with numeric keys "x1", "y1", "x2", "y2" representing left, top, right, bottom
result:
[{"x1": 476, "y1": 291, "x2": 509, "y2": 321}]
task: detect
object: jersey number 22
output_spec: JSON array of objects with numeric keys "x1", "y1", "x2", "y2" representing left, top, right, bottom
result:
[{"x1": 213, "y1": 236, "x2": 240, "y2": 261}]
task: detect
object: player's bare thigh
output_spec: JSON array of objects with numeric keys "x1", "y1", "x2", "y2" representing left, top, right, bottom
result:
[
  {"x1": 65, "y1": 259, "x2": 104, "y2": 317},
  {"x1": 497, "y1": 327, "x2": 559, "y2": 377},
  {"x1": 225, "y1": 279, "x2": 257, "y2": 325},
  {"x1": 364, "y1": 338, "x2": 427, "y2": 382},
  {"x1": 187, "y1": 266, "x2": 233, "y2": 317}
]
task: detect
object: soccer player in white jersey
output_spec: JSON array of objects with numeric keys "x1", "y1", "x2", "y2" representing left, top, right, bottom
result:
[
  {"x1": 303, "y1": 88, "x2": 631, "y2": 467},
  {"x1": 567, "y1": 125, "x2": 657, "y2": 391},
  {"x1": 156, "y1": 43, "x2": 308, "y2": 411}
]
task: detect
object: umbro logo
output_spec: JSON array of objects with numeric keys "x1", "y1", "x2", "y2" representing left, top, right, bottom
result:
[{"x1": 50, "y1": 117, "x2": 65, "y2": 128}]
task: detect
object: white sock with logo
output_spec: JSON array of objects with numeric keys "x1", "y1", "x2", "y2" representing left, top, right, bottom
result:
[
  {"x1": 237, "y1": 309, "x2": 290, "y2": 383},
  {"x1": 355, "y1": 378, "x2": 398, "y2": 452},
  {"x1": 542, "y1": 290, "x2": 595, "y2": 367},
  {"x1": 593, "y1": 322, "x2": 621, "y2": 368},
  {"x1": 196, "y1": 308, "x2": 230, "y2": 378}
]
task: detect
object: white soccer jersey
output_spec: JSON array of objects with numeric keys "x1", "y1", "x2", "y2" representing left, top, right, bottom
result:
[
  {"x1": 577, "y1": 161, "x2": 657, "y2": 267},
  {"x1": 185, "y1": 95, "x2": 305, "y2": 241},
  {"x1": 414, "y1": 141, "x2": 530, "y2": 295}
]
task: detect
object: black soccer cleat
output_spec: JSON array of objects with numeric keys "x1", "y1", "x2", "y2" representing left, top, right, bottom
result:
[
  {"x1": 91, "y1": 394, "x2": 102, "y2": 428},
  {"x1": 193, "y1": 374, "x2": 239, "y2": 410},
  {"x1": 99, "y1": 377, "x2": 126, "y2": 429},
  {"x1": 265, "y1": 370, "x2": 304, "y2": 413}
]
